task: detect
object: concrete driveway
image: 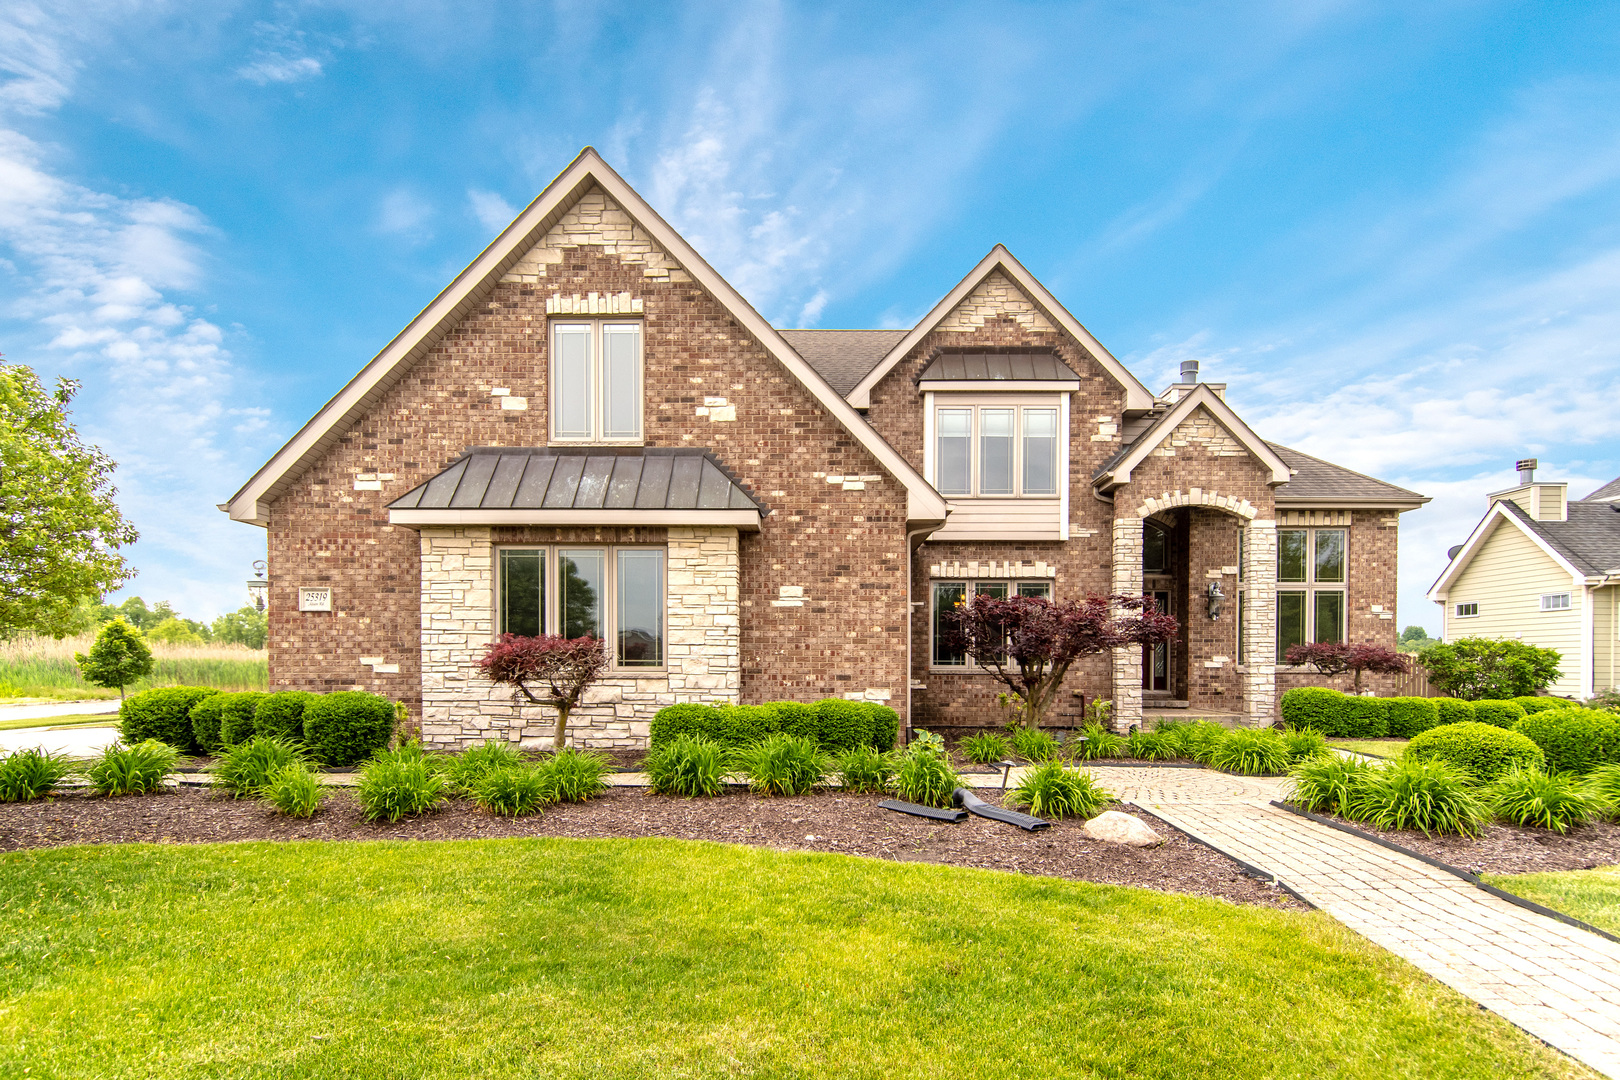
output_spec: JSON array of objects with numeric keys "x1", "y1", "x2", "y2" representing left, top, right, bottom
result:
[{"x1": 0, "y1": 725, "x2": 122, "y2": 758}]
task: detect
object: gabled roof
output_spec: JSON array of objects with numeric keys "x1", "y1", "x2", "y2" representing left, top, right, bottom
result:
[
  {"x1": 777, "y1": 330, "x2": 906, "y2": 395},
  {"x1": 224, "y1": 148, "x2": 948, "y2": 527},
  {"x1": 1269, "y1": 443, "x2": 1429, "y2": 507},
  {"x1": 1428, "y1": 499, "x2": 1591, "y2": 599},
  {"x1": 388, "y1": 447, "x2": 766, "y2": 529},
  {"x1": 1585, "y1": 475, "x2": 1620, "y2": 501},
  {"x1": 844, "y1": 245, "x2": 1155, "y2": 411},
  {"x1": 1090, "y1": 385, "x2": 1290, "y2": 490}
]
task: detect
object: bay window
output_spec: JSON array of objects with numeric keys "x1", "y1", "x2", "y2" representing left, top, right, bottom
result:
[
  {"x1": 499, "y1": 546, "x2": 664, "y2": 667},
  {"x1": 551, "y1": 321, "x2": 642, "y2": 443},
  {"x1": 1277, "y1": 527, "x2": 1346, "y2": 660}
]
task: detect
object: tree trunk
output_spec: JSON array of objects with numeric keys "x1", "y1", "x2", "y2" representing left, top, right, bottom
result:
[{"x1": 553, "y1": 702, "x2": 569, "y2": 750}]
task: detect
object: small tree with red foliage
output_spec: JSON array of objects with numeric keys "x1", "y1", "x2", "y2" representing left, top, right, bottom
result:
[
  {"x1": 1284, "y1": 641, "x2": 1410, "y2": 694},
  {"x1": 478, "y1": 634, "x2": 611, "y2": 749},
  {"x1": 943, "y1": 594, "x2": 1179, "y2": 731}
]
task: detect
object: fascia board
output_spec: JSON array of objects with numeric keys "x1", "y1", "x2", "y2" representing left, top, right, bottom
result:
[
  {"x1": 1274, "y1": 498, "x2": 1431, "y2": 510},
  {"x1": 917, "y1": 380, "x2": 1079, "y2": 392},
  {"x1": 228, "y1": 147, "x2": 949, "y2": 527},
  {"x1": 847, "y1": 246, "x2": 1154, "y2": 411},
  {"x1": 1099, "y1": 386, "x2": 1290, "y2": 488},
  {"x1": 389, "y1": 508, "x2": 762, "y2": 530},
  {"x1": 1427, "y1": 502, "x2": 1584, "y2": 599}
]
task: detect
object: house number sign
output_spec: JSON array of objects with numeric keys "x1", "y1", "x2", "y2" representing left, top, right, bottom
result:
[{"x1": 298, "y1": 587, "x2": 333, "y2": 612}]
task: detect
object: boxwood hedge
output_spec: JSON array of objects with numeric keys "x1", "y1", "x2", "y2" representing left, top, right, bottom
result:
[
  {"x1": 1513, "y1": 695, "x2": 1576, "y2": 715},
  {"x1": 119, "y1": 686, "x2": 220, "y2": 753},
  {"x1": 189, "y1": 694, "x2": 229, "y2": 755},
  {"x1": 1471, "y1": 700, "x2": 1529, "y2": 729},
  {"x1": 1384, "y1": 696, "x2": 1441, "y2": 738},
  {"x1": 1512, "y1": 707, "x2": 1620, "y2": 775},
  {"x1": 1434, "y1": 698, "x2": 1475, "y2": 726},
  {"x1": 303, "y1": 691, "x2": 396, "y2": 767},
  {"x1": 650, "y1": 699, "x2": 898, "y2": 753},
  {"x1": 1279, "y1": 687, "x2": 1387, "y2": 738},
  {"x1": 1406, "y1": 721, "x2": 1545, "y2": 782},
  {"x1": 218, "y1": 691, "x2": 269, "y2": 748},
  {"x1": 255, "y1": 691, "x2": 317, "y2": 743}
]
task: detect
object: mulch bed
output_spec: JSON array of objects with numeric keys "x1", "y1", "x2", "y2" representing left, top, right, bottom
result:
[
  {"x1": 1309, "y1": 810, "x2": 1620, "y2": 876},
  {"x1": 0, "y1": 786, "x2": 1300, "y2": 909}
]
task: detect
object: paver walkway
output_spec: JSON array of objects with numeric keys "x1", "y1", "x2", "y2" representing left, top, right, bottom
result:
[{"x1": 1090, "y1": 764, "x2": 1620, "y2": 1078}]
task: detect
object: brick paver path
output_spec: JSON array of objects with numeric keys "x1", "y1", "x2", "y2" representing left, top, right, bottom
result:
[{"x1": 1087, "y1": 764, "x2": 1620, "y2": 1078}]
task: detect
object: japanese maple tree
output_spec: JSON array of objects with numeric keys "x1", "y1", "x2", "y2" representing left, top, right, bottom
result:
[
  {"x1": 942, "y1": 593, "x2": 1178, "y2": 730},
  {"x1": 478, "y1": 634, "x2": 610, "y2": 749},
  {"x1": 1284, "y1": 641, "x2": 1410, "y2": 693}
]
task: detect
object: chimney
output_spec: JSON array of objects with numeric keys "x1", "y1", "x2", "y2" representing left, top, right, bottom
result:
[
  {"x1": 1179, "y1": 359, "x2": 1199, "y2": 384},
  {"x1": 1517, "y1": 458, "x2": 1537, "y2": 484},
  {"x1": 1489, "y1": 458, "x2": 1567, "y2": 522}
]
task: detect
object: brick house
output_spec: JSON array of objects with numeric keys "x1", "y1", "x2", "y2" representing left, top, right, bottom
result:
[{"x1": 224, "y1": 148, "x2": 1428, "y2": 748}]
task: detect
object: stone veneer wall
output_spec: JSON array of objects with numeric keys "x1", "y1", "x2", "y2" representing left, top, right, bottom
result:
[{"x1": 418, "y1": 525, "x2": 741, "y2": 750}]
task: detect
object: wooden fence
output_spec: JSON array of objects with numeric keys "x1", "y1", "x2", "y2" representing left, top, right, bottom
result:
[{"x1": 1393, "y1": 666, "x2": 1444, "y2": 699}]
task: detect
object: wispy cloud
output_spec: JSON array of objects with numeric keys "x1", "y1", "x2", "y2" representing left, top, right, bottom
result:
[
  {"x1": 466, "y1": 188, "x2": 515, "y2": 234},
  {"x1": 236, "y1": 12, "x2": 328, "y2": 86},
  {"x1": 376, "y1": 187, "x2": 433, "y2": 238}
]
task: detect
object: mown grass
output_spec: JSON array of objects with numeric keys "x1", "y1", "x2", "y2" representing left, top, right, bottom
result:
[
  {"x1": 0, "y1": 635, "x2": 266, "y2": 700},
  {"x1": 0, "y1": 839, "x2": 1594, "y2": 1079},
  {"x1": 1328, "y1": 738, "x2": 1410, "y2": 759},
  {"x1": 1483, "y1": 865, "x2": 1620, "y2": 938}
]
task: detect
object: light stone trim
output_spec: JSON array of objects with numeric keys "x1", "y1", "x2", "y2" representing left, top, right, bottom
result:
[
  {"x1": 935, "y1": 271, "x2": 1057, "y2": 333},
  {"x1": 1135, "y1": 489, "x2": 1258, "y2": 520},
  {"x1": 928, "y1": 560, "x2": 1056, "y2": 579},
  {"x1": 1278, "y1": 509, "x2": 1353, "y2": 526},
  {"x1": 502, "y1": 187, "x2": 692, "y2": 285},
  {"x1": 545, "y1": 292, "x2": 643, "y2": 314},
  {"x1": 418, "y1": 525, "x2": 740, "y2": 751},
  {"x1": 1242, "y1": 520, "x2": 1278, "y2": 723},
  {"x1": 1110, "y1": 517, "x2": 1144, "y2": 733},
  {"x1": 1149, "y1": 406, "x2": 1248, "y2": 460}
]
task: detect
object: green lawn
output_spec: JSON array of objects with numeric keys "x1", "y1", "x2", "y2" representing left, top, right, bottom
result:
[
  {"x1": 1484, "y1": 865, "x2": 1620, "y2": 938},
  {"x1": 0, "y1": 713, "x2": 119, "y2": 732},
  {"x1": 1328, "y1": 738, "x2": 1409, "y2": 759},
  {"x1": 0, "y1": 839, "x2": 1592, "y2": 1079}
]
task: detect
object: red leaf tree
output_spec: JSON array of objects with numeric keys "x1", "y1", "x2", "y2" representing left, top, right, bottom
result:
[
  {"x1": 942, "y1": 594, "x2": 1179, "y2": 731},
  {"x1": 478, "y1": 634, "x2": 611, "y2": 749},
  {"x1": 1284, "y1": 641, "x2": 1410, "y2": 694}
]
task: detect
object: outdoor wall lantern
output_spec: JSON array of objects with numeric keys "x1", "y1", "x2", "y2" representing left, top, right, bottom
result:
[
  {"x1": 1206, "y1": 581, "x2": 1224, "y2": 621},
  {"x1": 247, "y1": 560, "x2": 270, "y2": 612}
]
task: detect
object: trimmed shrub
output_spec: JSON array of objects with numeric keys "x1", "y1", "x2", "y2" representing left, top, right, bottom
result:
[
  {"x1": 217, "y1": 691, "x2": 268, "y2": 748},
  {"x1": 1434, "y1": 698, "x2": 1475, "y2": 726},
  {"x1": 1286, "y1": 754, "x2": 1375, "y2": 815},
  {"x1": 442, "y1": 740, "x2": 524, "y2": 796},
  {"x1": 648, "y1": 703, "x2": 721, "y2": 746},
  {"x1": 1126, "y1": 730, "x2": 1179, "y2": 761},
  {"x1": 538, "y1": 747, "x2": 611, "y2": 803},
  {"x1": 474, "y1": 765, "x2": 551, "y2": 817},
  {"x1": 356, "y1": 754, "x2": 444, "y2": 822},
  {"x1": 189, "y1": 694, "x2": 229, "y2": 756},
  {"x1": 1514, "y1": 695, "x2": 1576, "y2": 715},
  {"x1": 892, "y1": 742, "x2": 960, "y2": 809},
  {"x1": 1471, "y1": 700, "x2": 1528, "y2": 729},
  {"x1": 303, "y1": 691, "x2": 396, "y2": 767},
  {"x1": 834, "y1": 746, "x2": 895, "y2": 794},
  {"x1": 1490, "y1": 768, "x2": 1599, "y2": 833},
  {"x1": 1407, "y1": 721, "x2": 1545, "y2": 782},
  {"x1": 767, "y1": 701, "x2": 817, "y2": 741},
  {"x1": 0, "y1": 748, "x2": 76, "y2": 802},
  {"x1": 214, "y1": 736, "x2": 304, "y2": 798},
  {"x1": 959, "y1": 732, "x2": 1010, "y2": 765},
  {"x1": 734, "y1": 733, "x2": 828, "y2": 796},
  {"x1": 1280, "y1": 687, "x2": 1343, "y2": 731},
  {"x1": 254, "y1": 691, "x2": 316, "y2": 743},
  {"x1": 1337, "y1": 696, "x2": 1389, "y2": 739},
  {"x1": 1207, "y1": 729, "x2": 1290, "y2": 776},
  {"x1": 1347, "y1": 759, "x2": 1490, "y2": 837},
  {"x1": 120, "y1": 686, "x2": 218, "y2": 753},
  {"x1": 1011, "y1": 727, "x2": 1062, "y2": 763},
  {"x1": 1007, "y1": 762, "x2": 1110, "y2": 819},
  {"x1": 86, "y1": 740, "x2": 177, "y2": 796},
  {"x1": 809, "y1": 699, "x2": 871, "y2": 754},
  {"x1": 1072, "y1": 722, "x2": 1127, "y2": 761},
  {"x1": 867, "y1": 705, "x2": 900, "y2": 751},
  {"x1": 1282, "y1": 728, "x2": 1328, "y2": 764},
  {"x1": 646, "y1": 734, "x2": 728, "y2": 798},
  {"x1": 648, "y1": 699, "x2": 885, "y2": 754},
  {"x1": 263, "y1": 763, "x2": 323, "y2": 818},
  {"x1": 1513, "y1": 708, "x2": 1620, "y2": 776},
  {"x1": 1384, "y1": 697, "x2": 1441, "y2": 738}
]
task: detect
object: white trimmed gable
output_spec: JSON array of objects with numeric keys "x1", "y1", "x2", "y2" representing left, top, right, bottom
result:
[
  {"x1": 1093, "y1": 384, "x2": 1290, "y2": 490},
  {"x1": 936, "y1": 270, "x2": 1057, "y2": 333},
  {"x1": 501, "y1": 186, "x2": 690, "y2": 286}
]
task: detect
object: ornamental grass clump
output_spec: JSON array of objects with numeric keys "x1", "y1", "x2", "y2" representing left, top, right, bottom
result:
[
  {"x1": 1163, "y1": 720, "x2": 1225, "y2": 763},
  {"x1": 734, "y1": 733, "x2": 828, "y2": 796},
  {"x1": 85, "y1": 740, "x2": 177, "y2": 796},
  {"x1": 1126, "y1": 730, "x2": 1179, "y2": 761},
  {"x1": 356, "y1": 754, "x2": 445, "y2": 823},
  {"x1": 1006, "y1": 761, "x2": 1110, "y2": 819},
  {"x1": 892, "y1": 741, "x2": 961, "y2": 809},
  {"x1": 539, "y1": 747, "x2": 611, "y2": 803},
  {"x1": 1282, "y1": 728, "x2": 1329, "y2": 764},
  {"x1": 213, "y1": 735, "x2": 304, "y2": 798},
  {"x1": 958, "y1": 732, "x2": 1010, "y2": 765},
  {"x1": 1071, "y1": 722, "x2": 1126, "y2": 761},
  {"x1": 1206, "y1": 729, "x2": 1290, "y2": 776},
  {"x1": 1490, "y1": 767, "x2": 1600, "y2": 833},
  {"x1": 834, "y1": 746, "x2": 895, "y2": 794},
  {"x1": 1010, "y1": 727, "x2": 1061, "y2": 764},
  {"x1": 442, "y1": 740, "x2": 525, "y2": 796},
  {"x1": 1585, "y1": 764, "x2": 1620, "y2": 818},
  {"x1": 263, "y1": 762, "x2": 323, "y2": 818},
  {"x1": 0, "y1": 748, "x2": 76, "y2": 802},
  {"x1": 1286, "y1": 754, "x2": 1374, "y2": 815},
  {"x1": 1346, "y1": 759, "x2": 1489, "y2": 838},
  {"x1": 474, "y1": 765, "x2": 552, "y2": 817},
  {"x1": 645, "y1": 734, "x2": 728, "y2": 798}
]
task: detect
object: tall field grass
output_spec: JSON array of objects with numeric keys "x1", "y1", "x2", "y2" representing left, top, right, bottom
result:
[{"x1": 0, "y1": 635, "x2": 267, "y2": 700}]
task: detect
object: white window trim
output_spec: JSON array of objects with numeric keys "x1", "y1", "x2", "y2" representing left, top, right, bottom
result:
[
  {"x1": 929, "y1": 578, "x2": 1052, "y2": 671},
  {"x1": 1540, "y1": 592, "x2": 1572, "y2": 612},
  {"x1": 494, "y1": 544, "x2": 667, "y2": 672},
  {"x1": 925, "y1": 392, "x2": 1068, "y2": 515},
  {"x1": 1454, "y1": 601, "x2": 1480, "y2": 618},
  {"x1": 549, "y1": 319, "x2": 645, "y2": 445}
]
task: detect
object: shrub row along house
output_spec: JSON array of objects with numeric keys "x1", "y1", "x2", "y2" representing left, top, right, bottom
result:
[{"x1": 224, "y1": 149, "x2": 1428, "y2": 748}]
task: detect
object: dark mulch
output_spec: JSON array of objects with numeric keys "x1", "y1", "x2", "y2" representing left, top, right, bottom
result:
[
  {"x1": 1310, "y1": 810, "x2": 1620, "y2": 876},
  {"x1": 0, "y1": 786, "x2": 1300, "y2": 909}
]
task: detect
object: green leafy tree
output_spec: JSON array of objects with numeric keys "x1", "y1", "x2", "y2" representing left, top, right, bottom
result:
[
  {"x1": 212, "y1": 606, "x2": 268, "y2": 649},
  {"x1": 147, "y1": 617, "x2": 205, "y2": 646},
  {"x1": 1418, "y1": 636, "x2": 1562, "y2": 700},
  {"x1": 1398, "y1": 625, "x2": 1439, "y2": 653},
  {"x1": 0, "y1": 362, "x2": 137, "y2": 638},
  {"x1": 74, "y1": 617, "x2": 154, "y2": 700}
]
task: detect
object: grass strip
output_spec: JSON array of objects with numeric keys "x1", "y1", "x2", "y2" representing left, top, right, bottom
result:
[
  {"x1": 1483, "y1": 865, "x2": 1620, "y2": 939},
  {"x1": 0, "y1": 714, "x2": 120, "y2": 732},
  {"x1": 1327, "y1": 738, "x2": 1410, "y2": 759}
]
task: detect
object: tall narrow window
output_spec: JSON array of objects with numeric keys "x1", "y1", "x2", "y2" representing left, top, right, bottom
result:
[
  {"x1": 602, "y1": 324, "x2": 642, "y2": 441},
  {"x1": 559, "y1": 549, "x2": 604, "y2": 639},
  {"x1": 1314, "y1": 591, "x2": 1344, "y2": 644},
  {"x1": 551, "y1": 321, "x2": 642, "y2": 443},
  {"x1": 616, "y1": 549, "x2": 664, "y2": 666},
  {"x1": 1314, "y1": 530, "x2": 1345, "y2": 583},
  {"x1": 552, "y1": 324, "x2": 593, "y2": 441},
  {"x1": 499, "y1": 549, "x2": 544, "y2": 637},
  {"x1": 933, "y1": 583, "x2": 967, "y2": 666},
  {"x1": 1278, "y1": 530, "x2": 1307, "y2": 582},
  {"x1": 1022, "y1": 408, "x2": 1058, "y2": 495},
  {"x1": 1278, "y1": 592, "x2": 1306, "y2": 657},
  {"x1": 937, "y1": 410, "x2": 971, "y2": 495},
  {"x1": 979, "y1": 409, "x2": 1015, "y2": 495}
]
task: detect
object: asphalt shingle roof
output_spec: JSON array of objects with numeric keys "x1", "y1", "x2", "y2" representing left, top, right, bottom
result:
[
  {"x1": 389, "y1": 447, "x2": 766, "y2": 514},
  {"x1": 1268, "y1": 443, "x2": 1427, "y2": 504},
  {"x1": 1499, "y1": 498, "x2": 1620, "y2": 576},
  {"x1": 777, "y1": 329, "x2": 907, "y2": 395},
  {"x1": 1585, "y1": 476, "x2": 1620, "y2": 501}
]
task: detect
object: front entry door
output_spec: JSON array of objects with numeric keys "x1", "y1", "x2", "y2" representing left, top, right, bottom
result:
[{"x1": 1143, "y1": 588, "x2": 1171, "y2": 692}]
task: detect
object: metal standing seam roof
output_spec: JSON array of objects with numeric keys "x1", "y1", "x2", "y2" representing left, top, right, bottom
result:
[
  {"x1": 389, "y1": 447, "x2": 767, "y2": 514},
  {"x1": 1498, "y1": 498, "x2": 1620, "y2": 576},
  {"x1": 915, "y1": 352, "x2": 1081, "y2": 384}
]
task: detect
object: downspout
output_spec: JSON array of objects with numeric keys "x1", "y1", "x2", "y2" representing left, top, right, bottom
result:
[{"x1": 905, "y1": 525, "x2": 935, "y2": 745}]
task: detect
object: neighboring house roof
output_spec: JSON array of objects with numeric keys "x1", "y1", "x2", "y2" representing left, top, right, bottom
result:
[
  {"x1": 777, "y1": 329, "x2": 907, "y2": 395},
  {"x1": 1091, "y1": 385, "x2": 1291, "y2": 491},
  {"x1": 1427, "y1": 497, "x2": 1620, "y2": 598},
  {"x1": 1268, "y1": 444, "x2": 1430, "y2": 507},
  {"x1": 844, "y1": 245, "x2": 1156, "y2": 411},
  {"x1": 916, "y1": 351, "x2": 1080, "y2": 388},
  {"x1": 223, "y1": 148, "x2": 949, "y2": 527},
  {"x1": 1585, "y1": 476, "x2": 1620, "y2": 501},
  {"x1": 389, "y1": 447, "x2": 766, "y2": 529}
]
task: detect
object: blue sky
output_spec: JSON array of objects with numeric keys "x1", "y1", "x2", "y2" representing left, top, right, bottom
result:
[{"x1": 2, "y1": 1, "x2": 1618, "y2": 631}]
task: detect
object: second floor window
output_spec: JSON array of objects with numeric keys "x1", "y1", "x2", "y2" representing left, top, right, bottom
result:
[
  {"x1": 552, "y1": 321, "x2": 642, "y2": 443},
  {"x1": 935, "y1": 404, "x2": 1059, "y2": 497}
]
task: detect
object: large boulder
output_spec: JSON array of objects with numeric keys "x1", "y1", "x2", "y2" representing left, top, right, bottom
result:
[{"x1": 1083, "y1": 810, "x2": 1161, "y2": 847}]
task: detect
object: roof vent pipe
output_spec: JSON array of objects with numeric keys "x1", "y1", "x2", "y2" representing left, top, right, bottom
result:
[
  {"x1": 1179, "y1": 359, "x2": 1200, "y2": 384},
  {"x1": 1517, "y1": 458, "x2": 1538, "y2": 485}
]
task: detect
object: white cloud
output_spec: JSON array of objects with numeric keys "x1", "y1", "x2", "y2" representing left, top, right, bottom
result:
[
  {"x1": 376, "y1": 187, "x2": 433, "y2": 237},
  {"x1": 237, "y1": 54, "x2": 321, "y2": 85},
  {"x1": 466, "y1": 188, "x2": 516, "y2": 234},
  {"x1": 235, "y1": 14, "x2": 328, "y2": 87}
]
